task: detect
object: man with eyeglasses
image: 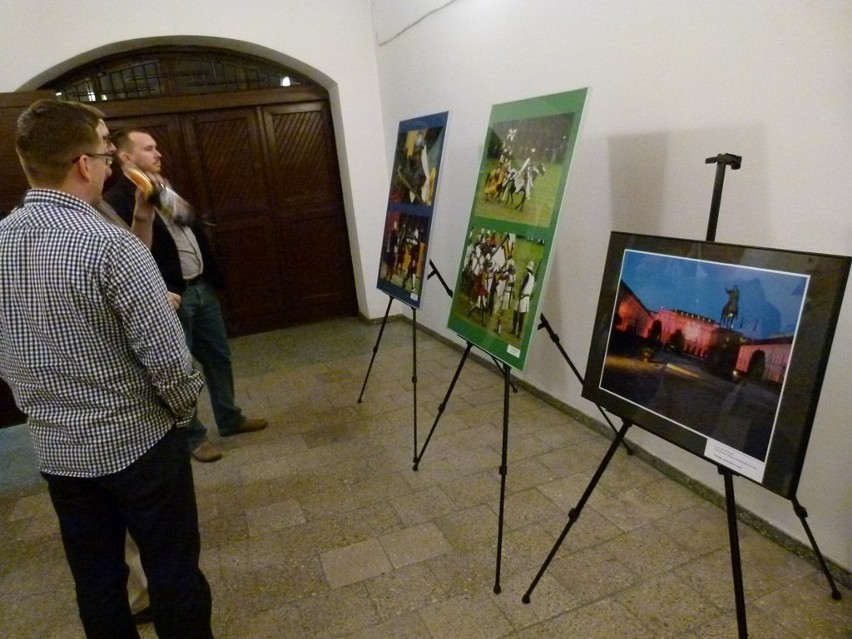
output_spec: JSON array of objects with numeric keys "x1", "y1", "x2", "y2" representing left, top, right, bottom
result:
[{"x1": 0, "y1": 99, "x2": 214, "y2": 638}]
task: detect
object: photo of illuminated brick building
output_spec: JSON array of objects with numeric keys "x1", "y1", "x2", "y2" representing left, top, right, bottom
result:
[{"x1": 598, "y1": 250, "x2": 807, "y2": 461}]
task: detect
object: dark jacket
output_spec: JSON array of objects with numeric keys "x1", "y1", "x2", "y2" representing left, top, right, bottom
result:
[{"x1": 103, "y1": 175, "x2": 225, "y2": 294}]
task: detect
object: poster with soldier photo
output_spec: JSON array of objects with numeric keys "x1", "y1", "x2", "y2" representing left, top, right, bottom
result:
[
  {"x1": 448, "y1": 89, "x2": 587, "y2": 370},
  {"x1": 376, "y1": 111, "x2": 449, "y2": 308}
]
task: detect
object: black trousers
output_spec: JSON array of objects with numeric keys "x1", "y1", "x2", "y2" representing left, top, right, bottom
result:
[{"x1": 43, "y1": 429, "x2": 213, "y2": 639}]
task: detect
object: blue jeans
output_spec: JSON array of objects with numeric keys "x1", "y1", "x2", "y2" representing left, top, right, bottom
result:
[
  {"x1": 178, "y1": 279, "x2": 244, "y2": 449},
  {"x1": 44, "y1": 430, "x2": 213, "y2": 639}
]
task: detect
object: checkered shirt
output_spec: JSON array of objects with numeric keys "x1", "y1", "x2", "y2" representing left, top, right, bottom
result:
[{"x1": 0, "y1": 189, "x2": 203, "y2": 477}]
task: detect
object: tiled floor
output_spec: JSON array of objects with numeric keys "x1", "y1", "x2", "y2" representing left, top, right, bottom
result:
[{"x1": 0, "y1": 317, "x2": 849, "y2": 638}]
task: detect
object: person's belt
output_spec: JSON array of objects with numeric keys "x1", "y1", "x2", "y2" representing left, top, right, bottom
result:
[{"x1": 184, "y1": 274, "x2": 204, "y2": 287}]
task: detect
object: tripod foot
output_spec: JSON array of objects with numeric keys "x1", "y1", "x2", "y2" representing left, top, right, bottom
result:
[
  {"x1": 493, "y1": 584, "x2": 501, "y2": 594},
  {"x1": 832, "y1": 590, "x2": 842, "y2": 601},
  {"x1": 522, "y1": 594, "x2": 531, "y2": 604},
  {"x1": 412, "y1": 461, "x2": 419, "y2": 471}
]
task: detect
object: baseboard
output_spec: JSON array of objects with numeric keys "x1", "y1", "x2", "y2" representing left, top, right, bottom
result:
[{"x1": 407, "y1": 318, "x2": 851, "y2": 591}]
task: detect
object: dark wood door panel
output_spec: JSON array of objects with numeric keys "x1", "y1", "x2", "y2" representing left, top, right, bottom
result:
[
  {"x1": 279, "y1": 212, "x2": 358, "y2": 311},
  {"x1": 263, "y1": 104, "x2": 343, "y2": 207},
  {"x1": 0, "y1": 91, "x2": 52, "y2": 427},
  {"x1": 0, "y1": 91, "x2": 54, "y2": 215},
  {"x1": 180, "y1": 107, "x2": 287, "y2": 335},
  {"x1": 263, "y1": 102, "x2": 357, "y2": 323},
  {"x1": 212, "y1": 217, "x2": 284, "y2": 335},
  {"x1": 181, "y1": 108, "x2": 270, "y2": 219}
]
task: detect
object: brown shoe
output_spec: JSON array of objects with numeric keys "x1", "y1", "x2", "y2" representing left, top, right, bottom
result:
[
  {"x1": 191, "y1": 440, "x2": 223, "y2": 462},
  {"x1": 222, "y1": 417, "x2": 268, "y2": 437}
]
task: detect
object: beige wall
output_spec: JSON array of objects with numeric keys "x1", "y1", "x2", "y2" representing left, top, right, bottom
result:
[{"x1": 374, "y1": 0, "x2": 852, "y2": 571}]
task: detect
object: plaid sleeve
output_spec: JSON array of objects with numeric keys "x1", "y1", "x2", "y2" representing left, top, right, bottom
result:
[{"x1": 101, "y1": 233, "x2": 203, "y2": 423}]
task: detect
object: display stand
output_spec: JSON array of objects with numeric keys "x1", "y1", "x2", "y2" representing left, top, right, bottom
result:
[
  {"x1": 357, "y1": 295, "x2": 394, "y2": 404},
  {"x1": 427, "y1": 260, "x2": 519, "y2": 395},
  {"x1": 412, "y1": 260, "x2": 524, "y2": 593},
  {"x1": 706, "y1": 153, "x2": 748, "y2": 639},
  {"x1": 359, "y1": 262, "x2": 519, "y2": 469},
  {"x1": 522, "y1": 153, "x2": 840, "y2": 639},
  {"x1": 357, "y1": 294, "x2": 420, "y2": 462},
  {"x1": 706, "y1": 152, "x2": 839, "y2": 604}
]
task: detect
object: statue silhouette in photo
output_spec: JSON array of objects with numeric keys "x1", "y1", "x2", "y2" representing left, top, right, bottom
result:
[{"x1": 721, "y1": 284, "x2": 739, "y2": 328}]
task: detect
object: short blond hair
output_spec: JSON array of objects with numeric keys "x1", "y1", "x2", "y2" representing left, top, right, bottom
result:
[{"x1": 16, "y1": 99, "x2": 105, "y2": 187}]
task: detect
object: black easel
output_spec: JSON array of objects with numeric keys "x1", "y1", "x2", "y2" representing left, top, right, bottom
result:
[
  {"x1": 415, "y1": 261, "x2": 521, "y2": 471},
  {"x1": 536, "y1": 314, "x2": 633, "y2": 455},
  {"x1": 523, "y1": 154, "x2": 841, "y2": 638},
  {"x1": 706, "y1": 153, "x2": 749, "y2": 639},
  {"x1": 357, "y1": 295, "x2": 394, "y2": 404},
  {"x1": 523, "y1": 157, "x2": 749, "y2": 625},
  {"x1": 357, "y1": 293, "x2": 420, "y2": 462},
  {"x1": 413, "y1": 259, "x2": 522, "y2": 593},
  {"x1": 427, "y1": 260, "x2": 519, "y2": 395},
  {"x1": 706, "y1": 153, "x2": 840, "y2": 623},
  {"x1": 705, "y1": 155, "x2": 840, "y2": 603}
]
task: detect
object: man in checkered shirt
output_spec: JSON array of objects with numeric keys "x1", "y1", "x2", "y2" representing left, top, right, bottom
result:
[{"x1": 0, "y1": 100, "x2": 213, "y2": 639}]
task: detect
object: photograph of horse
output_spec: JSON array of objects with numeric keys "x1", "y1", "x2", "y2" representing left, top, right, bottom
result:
[{"x1": 473, "y1": 113, "x2": 574, "y2": 229}]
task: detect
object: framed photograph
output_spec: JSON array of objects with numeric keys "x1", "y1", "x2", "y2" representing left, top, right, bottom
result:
[
  {"x1": 583, "y1": 232, "x2": 850, "y2": 498},
  {"x1": 376, "y1": 112, "x2": 449, "y2": 308},
  {"x1": 447, "y1": 89, "x2": 587, "y2": 370}
]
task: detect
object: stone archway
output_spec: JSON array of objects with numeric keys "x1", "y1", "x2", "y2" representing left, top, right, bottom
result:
[{"x1": 43, "y1": 46, "x2": 359, "y2": 336}]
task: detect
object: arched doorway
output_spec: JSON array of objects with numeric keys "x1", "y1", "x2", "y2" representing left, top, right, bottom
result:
[
  {"x1": 46, "y1": 46, "x2": 359, "y2": 336},
  {"x1": 0, "y1": 46, "x2": 359, "y2": 427}
]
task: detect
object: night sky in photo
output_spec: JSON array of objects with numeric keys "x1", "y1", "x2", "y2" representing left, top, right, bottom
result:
[{"x1": 619, "y1": 250, "x2": 808, "y2": 340}]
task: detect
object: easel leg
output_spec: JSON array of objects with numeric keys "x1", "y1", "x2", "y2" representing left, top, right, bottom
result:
[
  {"x1": 428, "y1": 260, "x2": 517, "y2": 393},
  {"x1": 358, "y1": 296, "x2": 393, "y2": 403},
  {"x1": 523, "y1": 420, "x2": 633, "y2": 603},
  {"x1": 413, "y1": 342, "x2": 473, "y2": 470},
  {"x1": 537, "y1": 314, "x2": 632, "y2": 455},
  {"x1": 489, "y1": 356, "x2": 518, "y2": 393},
  {"x1": 791, "y1": 497, "x2": 842, "y2": 599},
  {"x1": 412, "y1": 309, "x2": 418, "y2": 464},
  {"x1": 494, "y1": 363, "x2": 511, "y2": 594},
  {"x1": 721, "y1": 468, "x2": 748, "y2": 639}
]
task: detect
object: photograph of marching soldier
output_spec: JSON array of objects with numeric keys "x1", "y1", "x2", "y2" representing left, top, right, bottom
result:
[
  {"x1": 450, "y1": 228, "x2": 545, "y2": 346},
  {"x1": 378, "y1": 209, "x2": 430, "y2": 299}
]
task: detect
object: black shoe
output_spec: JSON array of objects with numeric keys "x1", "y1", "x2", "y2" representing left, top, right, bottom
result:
[{"x1": 132, "y1": 607, "x2": 153, "y2": 625}]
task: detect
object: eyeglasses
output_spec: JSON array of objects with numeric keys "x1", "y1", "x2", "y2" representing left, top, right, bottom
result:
[{"x1": 71, "y1": 153, "x2": 115, "y2": 167}]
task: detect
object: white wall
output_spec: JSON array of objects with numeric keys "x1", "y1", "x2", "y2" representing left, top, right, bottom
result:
[
  {"x1": 0, "y1": 0, "x2": 392, "y2": 320},
  {"x1": 373, "y1": 0, "x2": 852, "y2": 571}
]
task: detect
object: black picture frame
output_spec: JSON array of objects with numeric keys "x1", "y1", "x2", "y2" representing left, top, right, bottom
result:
[{"x1": 583, "y1": 232, "x2": 850, "y2": 498}]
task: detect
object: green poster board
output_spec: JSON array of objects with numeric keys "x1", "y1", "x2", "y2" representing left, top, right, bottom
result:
[{"x1": 447, "y1": 89, "x2": 587, "y2": 370}]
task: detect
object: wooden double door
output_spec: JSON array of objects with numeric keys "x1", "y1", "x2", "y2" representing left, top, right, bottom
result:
[
  {"x1": 0, "y1": 88, "x2": 358, "y2": 425},
  {"x1": 105, "y1": 87, "x2": 358, "y2": 336}
]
